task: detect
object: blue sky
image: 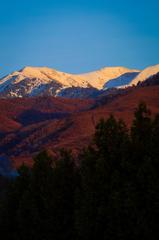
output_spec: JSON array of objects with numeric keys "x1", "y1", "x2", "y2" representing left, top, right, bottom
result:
[{"x1": 0, "y1": 0, "x2": 159, "y2": 77}]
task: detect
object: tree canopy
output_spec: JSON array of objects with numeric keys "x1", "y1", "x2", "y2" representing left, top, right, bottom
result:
[{"x1": 0, "y1": 103, "x2": 159, "y2": 240}]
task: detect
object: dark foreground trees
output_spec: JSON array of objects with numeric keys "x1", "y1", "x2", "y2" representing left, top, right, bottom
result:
[{"x1": 1, "y1": 103, "x2": 159, "y2": 240}]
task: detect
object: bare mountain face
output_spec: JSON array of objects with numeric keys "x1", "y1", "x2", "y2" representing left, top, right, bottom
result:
[{"x1": 0, "y1": 64, "x2": 159, "y2": 98}]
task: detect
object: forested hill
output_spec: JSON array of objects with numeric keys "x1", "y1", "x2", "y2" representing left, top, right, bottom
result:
[{"x1": 0, "y1": 103, "x2": 159, "y2": 240}]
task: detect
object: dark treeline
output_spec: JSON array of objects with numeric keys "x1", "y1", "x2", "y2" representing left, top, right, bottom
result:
[{"x1": 0, "y1": 102, "x2": 159, "y2": 239}]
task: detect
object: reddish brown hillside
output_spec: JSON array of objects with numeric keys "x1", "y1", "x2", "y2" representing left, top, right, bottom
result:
[{"x1": 0, "y1": 86, "x2": 159, "y2": 167}]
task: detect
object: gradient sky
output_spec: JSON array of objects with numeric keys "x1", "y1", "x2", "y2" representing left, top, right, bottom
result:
[{"x1": 0, "y1": 0, "x2": 159, "y2": 77}]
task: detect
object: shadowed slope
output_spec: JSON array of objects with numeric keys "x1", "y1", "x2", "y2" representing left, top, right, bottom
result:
[{"x1": 0, "y1": 85, "x2": 159, "y2": 166}]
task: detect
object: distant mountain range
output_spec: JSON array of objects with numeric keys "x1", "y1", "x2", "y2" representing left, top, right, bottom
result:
[{"x1": 0, "y1": 64, "x2": 159, "y2": 98}]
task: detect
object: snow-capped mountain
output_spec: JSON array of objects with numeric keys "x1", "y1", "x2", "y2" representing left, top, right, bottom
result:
[
  {"x1": 103, "y1": 64, "x2": 159, "y2": 89},
  {"x1": 0, "y1": 66, "x2": 139, "y2": 98},
  {"x1": 0, "y1": 67, "x2": 91, "y2": 98},
  {"x1": 130, "y1": 64, "x2": 159, "y2": 86},
  {"x1": 103, "y1": 72, "x2": 139, "y2": 89},
  {"x1": 77, "y1": 66, "x2": 139, "y2": 89},
  {"x1": 0, "y1": 64, "x2": 158, "y2": 98}
]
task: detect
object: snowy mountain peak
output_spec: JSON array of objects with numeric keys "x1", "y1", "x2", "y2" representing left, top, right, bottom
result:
[
  {"x1": 130, "y1": 64, "x2": 159, "y2": 86},
  {"x1": 0, "y1": 64, "x2": 158, "y2": 98},
  {"x1": 77, "y1": 66, "x2": 139, "y2": 89},
  {"x1": 19, "y1": 66, "x2": 67, "y2": 83}
]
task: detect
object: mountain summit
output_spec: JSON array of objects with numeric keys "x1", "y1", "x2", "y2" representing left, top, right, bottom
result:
[
  {"x1": 0, "y1": 64, "x2": 158, "y2": 98},
  {"x1": 77, "y1": 66, "x2": 139, "y2": 89},
  {"x1": 130, "y1": 64, "x2": 159, "y2": 86}
]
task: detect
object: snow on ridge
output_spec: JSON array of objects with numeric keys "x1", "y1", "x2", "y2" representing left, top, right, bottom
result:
[
  {"x1": 0, "y1": 64, "x2": 158, "y2": 98},
  {"x1": 130, "y1": 64, "x2": 159, "y2": 86},
  {"x1": 104, "y1": 72, "x2": 139, "y2": 89},
  {"x1": 77, "y1": 66, "x2": 140, "y2": 89}
]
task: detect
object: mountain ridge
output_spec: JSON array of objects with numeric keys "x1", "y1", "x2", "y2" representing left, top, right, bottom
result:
[{"x1": 0, "y1": 64, "x2": 158, "y2": 98}]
